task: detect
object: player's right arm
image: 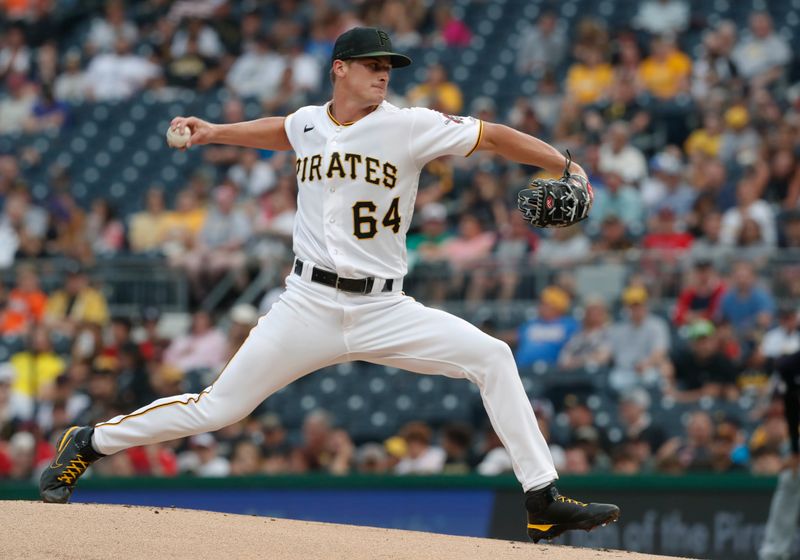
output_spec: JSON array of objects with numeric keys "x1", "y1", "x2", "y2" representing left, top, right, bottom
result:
[{"x1": 170, "y1": 116, "x2": 292, "y2": 151}]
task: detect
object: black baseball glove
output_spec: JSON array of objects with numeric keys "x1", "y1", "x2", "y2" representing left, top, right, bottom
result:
[{"x1": 517, "y1": 151, "x2": 594, "y2": 228}]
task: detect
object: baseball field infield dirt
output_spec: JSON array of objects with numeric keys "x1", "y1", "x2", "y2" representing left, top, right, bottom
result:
[{"x1": 1, "y1": 501, "x2": 694, "y2": 560}]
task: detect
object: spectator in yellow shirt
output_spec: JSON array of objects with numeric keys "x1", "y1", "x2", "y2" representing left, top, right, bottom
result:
[
  {"x1": 638, "y1": 35, "x2": 692, "y2": 100},
  {"x1": 684, "y1": 112, "x2": 724, "y2": 158},
  {"x1": 45, "y1": 265, "x2": 109, "y2": 335},
  {"x1": 128, "y1": 186, "x2": 171, "y2": 254},
  {"x1": 9, "y1": 326, "x2": 66, "y2": 417},
  {"x1": 566, "y1": 49, "x2": 614, "y2": 106},
  {"x1": 161, "y1": 188, "x2": 208, "y2": 259},
  {"x1": 406, "y1": 63, "x2": 463, "y2": 114}
]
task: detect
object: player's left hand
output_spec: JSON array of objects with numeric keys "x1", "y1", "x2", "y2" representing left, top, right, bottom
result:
[{"x1": 517, "y1": 151, "x2": 594, "y2": 229}]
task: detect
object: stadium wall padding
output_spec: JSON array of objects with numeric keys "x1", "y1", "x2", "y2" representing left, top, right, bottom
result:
[{"x1": 1, "y1": 474, "x2": 795, "y2": 559}]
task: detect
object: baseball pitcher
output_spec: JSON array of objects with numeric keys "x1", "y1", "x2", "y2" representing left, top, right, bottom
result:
[{"x1": 41, "y1": 27, "x2": 618, "y2": 542}]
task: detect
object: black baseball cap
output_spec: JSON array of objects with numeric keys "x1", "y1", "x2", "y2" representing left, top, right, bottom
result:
[{"x1": 331, "y1": 27, "x2": 412, "y2": 68}]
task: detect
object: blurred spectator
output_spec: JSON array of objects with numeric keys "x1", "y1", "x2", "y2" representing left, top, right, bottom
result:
[
  {"x1": 291, "y1": 410, "x2": 354, "y2": 474},
  {"x1": 170, "y1": 17, "x2": 224, "y2": 60},
  {"x1": 536, "y1": 225, "x2": 590, "y2": 268},
  {"x1": 685, "y1": 113, "x2": 724, "y2": 160},
  {"x1": 441, "y1": 423, "x2": 473, "y2": 474},
  {"x1": 468, "y1": 211, "x2": 537, "y2": 302},
  {"x1": 719, "y1": 105, "x2": 760, "y2": 167},
  {"x1": 779, "y1": 211, "x2": 800, "y2": 249},
  {"x1": 589, "y1": 171, "x2": 644, "y2": 234},
  {"x1": 407, "y1": 203, "x2": 452, "y2": 302},
  {"x1": 229, "y1": 440, "x2": 263, "y2": 476},
  {"x1": 0, "y1": 73, "x2": 36, "y2": 135},
  {"x1": 394, "y1": 421, "x2": 445, "y2": 474},
  {"x1": 383, "y1": 1, "x2": 422, "y2": 50},
  {"x1": 765, "y1": 147, "x2": 797, "y2": 207},
  {"x1": 731, "y1": 12, "x2": 791, "y2": 88},
  {"x1": 516, "y1": 10, "x2": 566, "y2": 76},
  {"x1": 44, "y1": 265, "x2": 109, "y2": 334},
  {"x1": 53, "y1": 51, "x2": 88, "y2": 103},
  {"x1": 592, "y1": 215, "x2": 635, "y2": 253},
  {"x1": 0, "y1": 265, "x2": 46, "y2": 337},
  {"x1": 666, "y1": 319, "x2": 739, "y2": 401},
  {"x1": 586, "y1": 79, "x2": 651, "y2": 141},
  {"x1": 224, "y1": 303, "x2": 259, "y2": 361},
  {"x1": 226, "y1": 34, "x2": 285, "y2": 100},
  {"x1": 609, "y1": 286, "x2": 671, "y2": 392},
  {"x1": 566, "y1": 49, "x2": 614, "y2": 106},
  {"x1": 25, "y1": 85, "x2": 69, "y2": 134},
  {"x1": 720, "y1": 176, "x2": 776, "y2": 247},
  {"x1": 691, "y1": 29, "x2": 739, "y2": 102},
  {"x1": 406, "y1": 63, "x2": 463, "y2": 114},
  {"x1": 657, "y1": 411, "x2": 715, "y2": 472},
  {"x1": 755, "y1": 306, "x2": 800, "y2": 368},
  {"x1": 355, "y1": 442, "x2": 390, "y2": 474},
  {"x1": 513, "y1": 286, "x2": 578, "y2": 368},
  {"x1": 170, "y1": 183, "x2": 251, "y2": 302},
  {"x1": 165, "y1": 30, "x2": 222, "y2": 91},
  {"x1": 599, "y1": 122, "x2": 648, "y2": 186},
  {"x1": 673, "y1": 260, "x2": 726, "y2": 327},
  {"x1": 641, "y1": 151, "x2": 695, "y2": 219},
  {"x1": 476, "y1": 426, "x2": 513, "y2": 476},
  {"x1": 641, "y1": 208, "x2": 693, "y2": 257},
  {"x1": 6, "y1": 431, "x2": 36, "y2": 480},
  {"x1": 688, "y1": 210, "x2": 730, "y2": 264},
  {"x1": 261, "y1": 413, "x2": 292, "y2": 474},
  {"x1": 430, "y1": 3, "x2": 472, "y2": 48},
  {"x1": 161, "y1": 188, "x2": 208, "y2": 259},
  {"x1": 632, "y1": 0, "x2": 689, "y2": 36},
  {"x1": 85, "y1": 199, "x2": 126, "y2": 257},
  {"x1": 85, "y1": 38, "x2": 160, "y2": 101},
  {"x1": 718, "y1": 260, "x2": 775, "y2": 338},
  {"x1": 128, "y1": 187, "x2": 170, "y2": 254},
  {"x1": 617, "y1": 388, "x2": 667, "y2": 456},
  {"x1": 0, "y1": 364, "x2": 18, "y2": 438},
  {"x1": 0, "y1": 24, "x2": 31, "y2": 79},
  {"x1": 85, "y1": 0, "x2": 139, "y2": 55},
  {"x1": 558, "y1": 298, "x2": 613, "y2": 371},
  {"x1": 178, "y1": 433, "x2": 231, "y2": 477},
  {"x1": 251, "y1": 175, "x2": 297, "y2": 260},
  {"x1": 530, "y1": 74, "x2": 563, "y2": 132},
  {"x1": 163, "y1": 310, "x2": 227, "y2": 373},
  {"x1": 9, "y1": 326, "x2": 66, "y2": 420},
  {"x1": 637, "y1": 35, "x2": 692, "y2": 101},
  {"x1": 441, "y1": 214, "x2": 495, "y2": 275},
  {"x1": 228, "y1": 149, "x2": 277, "y2": 198}
]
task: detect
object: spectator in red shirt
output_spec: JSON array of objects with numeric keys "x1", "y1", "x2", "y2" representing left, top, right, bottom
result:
[
  {"x1": 673, "y1": 259, "x2": 726, "y2": 327},
  {"x1": 643, "y1": 207, "x2": 694, "y2": 254}
]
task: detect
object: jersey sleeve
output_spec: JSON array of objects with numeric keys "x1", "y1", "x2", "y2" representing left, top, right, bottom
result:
[
  {"x1": 283, "y1": 110, "x2": 298, "y2": 151},
  {"x1": 409, "y1": 107, "x2": 483, "y2": 166}
]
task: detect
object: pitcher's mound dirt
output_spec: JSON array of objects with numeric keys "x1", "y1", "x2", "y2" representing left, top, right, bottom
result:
[{"x1": 1, "y1": 501, "x2": 692, "y2": 560}]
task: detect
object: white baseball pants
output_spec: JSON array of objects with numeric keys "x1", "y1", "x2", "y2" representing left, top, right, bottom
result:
[{"x1": 93, "y1": 271, "x2": 557, "y2": 491}]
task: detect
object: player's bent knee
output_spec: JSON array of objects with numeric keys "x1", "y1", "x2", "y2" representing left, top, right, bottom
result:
[{"x1": 202, "y1": 398, "x2": 253, "y2": 431}]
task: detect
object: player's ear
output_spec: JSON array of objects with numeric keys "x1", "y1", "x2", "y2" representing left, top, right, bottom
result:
[{"x1": 332, "y1": 59, "x2": 349, "y2": 82}]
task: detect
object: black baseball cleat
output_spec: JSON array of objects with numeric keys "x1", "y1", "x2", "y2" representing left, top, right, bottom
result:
[
  {"x1": 525, "y1": 484, "x2": 620, "y2": 543},
  {"x1": 40, "y1": 426, "x2": 104, "y2": 504}
]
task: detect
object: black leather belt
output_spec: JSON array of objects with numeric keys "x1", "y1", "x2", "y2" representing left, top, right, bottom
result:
[{"x1": 294, "y1": 258, "x2": 394, "y2": 294}]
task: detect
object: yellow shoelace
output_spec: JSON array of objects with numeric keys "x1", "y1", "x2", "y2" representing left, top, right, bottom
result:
[
  {"x1": 56, "y1": 454, "x2": 91, "y2": 485},
  {"x1": 556, "y1": 495, "x2": 587, "y2": 507}
]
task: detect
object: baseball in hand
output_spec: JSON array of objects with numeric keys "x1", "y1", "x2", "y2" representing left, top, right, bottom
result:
[{"x1": 166, "y1": 125, "x2": 191, "y2": 148}]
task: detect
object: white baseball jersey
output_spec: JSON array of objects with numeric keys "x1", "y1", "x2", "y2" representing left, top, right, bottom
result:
[
  {"x1": 284, "y1": 100, "x2": 483, "y2": 279},
  {"x1": 91, "y1": 99, "x2": 558, "y2": 495}
]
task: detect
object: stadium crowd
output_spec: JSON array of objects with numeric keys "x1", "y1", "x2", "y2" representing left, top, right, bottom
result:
[{"x1": 0, "y1": 0, "x2": 800, "y2": 481}]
